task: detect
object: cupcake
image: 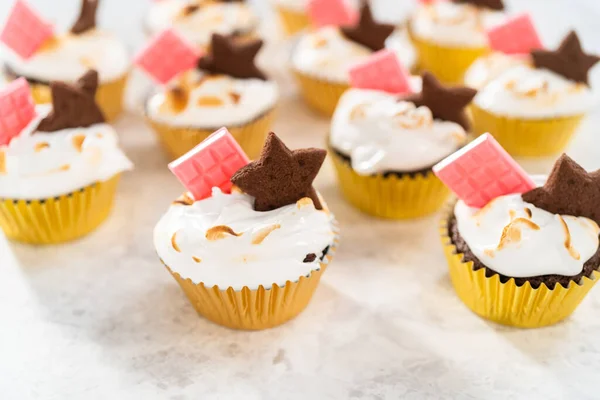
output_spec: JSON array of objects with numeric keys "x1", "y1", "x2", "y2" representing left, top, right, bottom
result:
[
  {"x1": 291, "y1": 3, "x2": 416, "y2": 116},
  {"x1": 330, "y1": 71, "x2": 476, "y2": 219},
  {"x1": 0, "y1": 71, "x2": 133, "y2": 244},
  {"x1": 144, "y1": 34, "x2": 278, "y2": 160},
  {"x1": 154, "y1": 129, "x2": 339, "y2": 330},
  {"x1": 436, "y1": 138, "x2": 600, "y2": 327},
  {"x1": 409, "y1": 0, "x2": 507, "y2": 84},
  {"x1": 144, "y1": 0, "x2": 258, "y2": 49},
  {"x1": 1, "y1": 0, "x2": 129, "y2": 121},
  {"x1": 471, "y1": 31, "x2": 600, "y2": 157}
]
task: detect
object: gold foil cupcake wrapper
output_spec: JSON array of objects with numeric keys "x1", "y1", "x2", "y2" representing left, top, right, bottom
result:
[
  {"x1": 293, "y1": 70, "x2": 349, "y2": 117},
  {"x1": 275, "y1": 5, "x2": 310, "y2": 36},
  {"x1": 470, "y1": 105, "x2": 585, "y2": 157},
  {"x1": 439, "y1": 202, "x2": 600, "y2": 328},
  {"x1": 0, "y1": 174, "x2": 121, "y2": 244}
]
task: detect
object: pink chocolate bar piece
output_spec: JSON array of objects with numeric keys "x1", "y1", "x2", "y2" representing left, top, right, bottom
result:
[
  {"x1": 134, "y1": 29, "x2": 201, "y2": 84},
  {"x1": 349, "y1": 49, "x2": 412, "y2": 94},
  {"x1": 168, "y1": 127, "x2": 250, "y2": 201},
  {"x1": 433, "y1": 133, "x2": 536, "y2": 208},
  {"x1": 307, "y1": 0, "x2": 357, "y2": 27},
  {"x1": 0, "y1": 78, "x2": 36, "y2": 147},
  {"x1": 487, "y1": 14, "x2": 542, "y2": 55},
  {"x1": 0, "y1": 0, "x2": 54, "y2": 59}
]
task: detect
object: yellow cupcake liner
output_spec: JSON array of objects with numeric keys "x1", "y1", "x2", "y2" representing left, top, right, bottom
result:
[
  {"x1": 275, "y1": 6, "x2": 310, "y2": 36},
  {"x1": 409, "y1": 30, "x2": 488, "y2": 84},
  {"x1": 163, "y1": 222, "x2": 340, "y2": 331},
  {"x1": 330, "y1": 150, "x2": 450, "y2": 219},
  {"x1": 439, "y1": 203, "x2": 600, "y2": 328},
  {"x1": 0, "y1": 174, "x2": 121, "y2": 244},
  {"x1": 293, "y1": 70, "x2": 349, "y2": 117},
  {"x1": 471, "y1": 105, "x2": 585, "y2": 157},
  {"x1": 146, "y1": 108, "x2": 275, "y2": 161},
  {"x1": 24, "y1": 74, "x2": 129, "y2": 122}
]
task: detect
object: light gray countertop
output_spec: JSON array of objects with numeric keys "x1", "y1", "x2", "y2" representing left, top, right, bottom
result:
[{"x1": 2, "y1": 1, "x2": 600, "y2": 399}]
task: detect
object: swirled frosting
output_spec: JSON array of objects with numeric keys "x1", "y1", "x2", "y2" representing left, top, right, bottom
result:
[
  {"x1": 410, "y1": 2, "x2": 506, "y2": 48},
  {"x1": 0, "y1": 106, "x2": 133, "y2": 200},
  {"x1": 154, "y1": 188, "x2": 337, "y2": 290},
  {"x1": 473, "y1": 65, "x2": 595, "y2": 118},
  {"x1": 455, "y1": 179, "x2": 600, "y2": 278},
  {"x1": 146, "y1": 70, "x2": 278, "y2": 128},
  {"x1": 464, "y1": 52, "x2": 531, "y2": 90},
  {"x1": 2, "y1": 31, "x2": 129, "y2": 84},
  {"x1": 291, "y1": 26, "x2": 416, "y2": 84},
  {"x1": 145, "y1": 0, "x2": 258, "y2": 47},
  {"x1": 330, "y1": 87, "x2": 466, "y2": 174}
]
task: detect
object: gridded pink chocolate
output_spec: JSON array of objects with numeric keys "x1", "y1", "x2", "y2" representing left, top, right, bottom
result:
[
  {"x1": 0, "y1": 78, "x2": 36, "y2": 147},
  {"x1": 433, "y1": 133, "x2": 536, "y2": 208},
  {"x1": 349, "y1": 49, "x2": 412, "y2": 94},
  {"x1": 134, "y1": 28, "x2": 201, "y2": 84},
  {"x1": 0, "y1": 0, "x2": 54, "y2": 59},
  {"x1": 487, "y1": 14, "x2": 542, "y2": 55},
  {"x1": 168, "y1": 127, "x2": 250, "y2": 201},
  {"x1": 307, "y1": 0, "x2": 358, "y2": 27}
]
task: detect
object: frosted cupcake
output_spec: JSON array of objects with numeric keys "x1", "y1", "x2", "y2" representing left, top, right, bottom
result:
[
  {"x1": 155, "y1": 130, "x2": 338, "y2": 330},
  {"x1": 438, "y1": 147, "x2": 600, "y2": 327},
  {"x1": 0, "y1": 71, "x2": 132, "y2": 244},
  {"x1": 291, "y1": 3, "x2": 415, "y2": 116},
  {"x1": 144, "y1": 0, "x2": 258, "y2": 49},
  {"x1": 409, "y1": 0, "x2": 506, "y2": 84},
  {"x1": 330, "y1": 72, "x2": 475, "y2": 219},
  {"x1": 145, "y1": 34, "x2": 278, "y2": 160},
  {"x1": 1, "y1": 0, "x2": 129, "y2": 121},
  {"x1": 471, "y1": 31, "x2": 600, "y2": 157}
]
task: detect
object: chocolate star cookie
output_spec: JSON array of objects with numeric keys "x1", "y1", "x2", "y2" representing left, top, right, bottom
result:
[
  {"x1": 198, "y1": 34, "x2": 267, "y2": 80},
  {"x1": 453, "y1": 0, "x2": 504, "y2": 11},
  {"x1": 71, "y1": 0, "x2": 99, "y2": 34},
  {"x1": 341, "y1": 3, "x2": 394, "y2": 52}
]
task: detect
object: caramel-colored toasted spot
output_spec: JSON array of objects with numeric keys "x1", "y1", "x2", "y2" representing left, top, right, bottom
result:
[
  {"x1": 205, "y1": 225, "x2": 242, "y2": 241},
  {"x1": 296, "y1": 197, "x2": 314, "y2": 209},
  {"x1": 497, "y1": 218, "x2": 540, "y2": 250},
  {"x1": 0, "y1": 150, "x2": 5, "y2": 174},
  {"x1": 192, "y1": 256, "x2": 202, "y2": 263},
  {"x1": 34, "y1": 142, "x2": 50, "y2": 152},
  {"x1": 96, "y1": 133, "x2": 104, "y2": 139},
  {"x1": 80, "y1": 56, "x2": 95, "y2": 68},
  {"x1": 172, "y1": 192, "x2": 194, "y2": 206},
  {"x1": 558, "y1": 216, "x2": 580, "y2": 260},
  {"x1": 38, "y1": 35, "x2": 61, "y2": 52},
  {"x1": 58, "y1": 164, "x2": 70, "y2": 171},
  {"x1": 252, "y1": 224, "x2": 281, "y2": 245},
  {"x1": 171, "y1": 232, "x2": 181, "y2": 252},
  {"x1": 484, "y1": 249, "x2": 495, "y2": 258},
  {"x1": 524, "y1": 207, "x2": 533, "y2": 218},
  {"x1": 313, "y1": 37, "x2": 328, "y2": 48},
  {"x1": 163, "y1": 87, "x2": 190, "y2": 114},
  {"x1": 197, "y1": 95, "x2": 224, "y2": 107},
  {"x1": 179, "y1": 4, "x2": 199, "y2": 18},
  {"x1": 350, "y1": 104, "x2": 367, "y2": 120},
  {"x1": 72, "y1": 134, "x2": 86, "y2": 152},
  {"x1": 230, "y1": 185, "x2": 243, "y2": 194},
  {"x1": 509, "y1": 209, "x2": 516, "y2": 221},
  {"x1": 229, "y1": 92, "x2": 241, "y2": 104},
  {"x1": 473, "y1": 198, "x2": 497, "y2": 219}
]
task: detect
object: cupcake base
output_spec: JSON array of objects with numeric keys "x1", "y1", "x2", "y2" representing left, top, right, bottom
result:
[
  {"x1": 440, "y1": 203, "x2": 600, "y2": 328},
  {"x1": 275, "y1": 6, "x2": 310, "y2": 35},
  {"x1": 0, "y1": 174, "x2": 122, "y2": 244},
  {"x1": 471, "y1": 105, "x2": 584, "y2": 157},
  {"x1": 293, "y1": 70, "x2": 349, "y2": 117}
]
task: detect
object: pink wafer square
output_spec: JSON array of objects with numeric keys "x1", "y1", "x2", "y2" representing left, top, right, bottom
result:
[
  {"x1": 307, "y1": 0, "x2": 358, "y2": 27},
  {"x1": 433, "y1": 133, "x2": 536, "y2": 208},
  {"x1": 0, "y1": 0, "x2": 54, "y2": 59},
  {"x1": 134, "y1": 29, "x2": 201, "y2": 84},
  {"x1": 487, "y1": 14, "x2": 542, "y2": 55},
  {"x1": 168, "y1": 127, "x2": 250, "y2": 201},
  {"x1": 0, "y1": 78, "x2": 36, "y2": 146},
  {"x1": 349, "y1": 49, "x2": 413, "y2": 94}
]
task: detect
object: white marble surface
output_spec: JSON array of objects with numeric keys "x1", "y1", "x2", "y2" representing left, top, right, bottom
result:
[{"x1": 2, "y1": 1, "x2": 600, "y2": 399}]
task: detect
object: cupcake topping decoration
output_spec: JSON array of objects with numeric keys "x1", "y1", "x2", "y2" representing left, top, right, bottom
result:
[
  {"x1": 486, "y1": 14, "x2": 542, "y2": 55},
  {"x1": 197, "y1": 34, "x2": 267, "y2": 81},
  {"x1": 433, "y1": 133, "x2": 535, "y2": 208},
  {"x1": 231, "y1": 132, "x2": 327, "y2": 212},
  {"x1": 0, "y1": 78, "x2": 36, "y2": 146},
  {"x1": 403, "y1": 72, "x2": 477, "y2": 130},
  {"x1": 340, "y1": 3, "x2": 394, "y2": 52},
  {"x1": 0, "y1": 0, "x2": 54, "y2": 59},
  {"x1": 36, "y1": 70, "x2": 105, "y2": 132},
  {"x1": 453, "y1": 0, "x2": 504, "y2": 11},
  {"x1": 531, "y1": 31, "x2": 600, "y2": 85},
  {"x1": 307, "y1": 0, "x2": 358, "y2": 28},
  {"x1": 71, "y1": 0, "x2": 99, "y2": 34},
  {"x1": 349, "y1": 49, "x2": 413, "y2": 94},
  {"x1": 134, "y1": 28, "x2": 201, "y2": 84},
  {"x1": 522, "y1": 154, "x2": 600, "y2": 225}
]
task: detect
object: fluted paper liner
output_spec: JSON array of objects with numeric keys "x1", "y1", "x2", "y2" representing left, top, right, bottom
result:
[
  {"x1": 276, "y1": 6, "x2": 310, "y2": 36},
  {"x1": 471, "y1": 104, "x2": 584, "y2": 157},
  {"x1": 440, "y1": 202, "x2": 600, "y2": 328},
  {"x1": 293, "y1": 70, "x2": 349, "y2": 117},
  {"x1": 0, "y1": 174, "x2": 121, "y2": 244},
  {"x1": 146, "y1": 108, "x2": 275, "y2": 161},
  {"x1": 330, "y1": 150, "x2": 450, "y2": 219}
]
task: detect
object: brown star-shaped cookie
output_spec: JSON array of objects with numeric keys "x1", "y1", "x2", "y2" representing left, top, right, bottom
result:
[
  {"x1": 341, "y1": 3, "x2": 394, "y2": 52},
  {"x1": 401, "y1": 72, "x2": 477, "y2": 130},
  {"x1": 197, "y1": 34, "x2": 267, "y2": 80},
  {"x1": 522, "y1": 154, "x2": 600, "y2": 225},
  {"x1": 36, "y1": 70, "x2": 106, "y2": 132},
  {"x1": 531, "y1": 31, "x2": 600, "y2": 85},
  {"x1": 71, "y1": 0, "x2": 99, "y2": 34},
  {"x1": 231, "y1": 133, "x2": 327, "y2": 212},
  {"x1": 453, "y1": 0, "x2": 504, "y2": 10}
]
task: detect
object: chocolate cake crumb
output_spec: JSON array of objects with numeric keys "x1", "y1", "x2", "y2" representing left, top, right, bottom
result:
[{"x1": 303, "y1": 254, "x2": 317, "y2": 263}]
